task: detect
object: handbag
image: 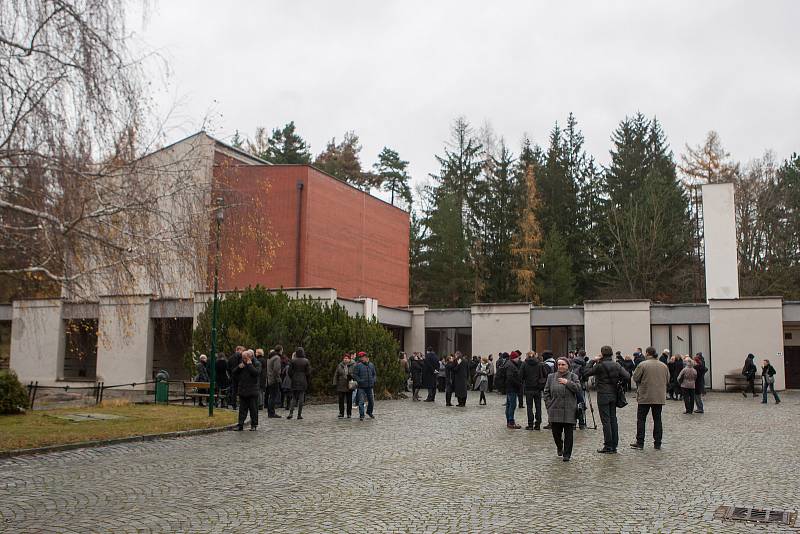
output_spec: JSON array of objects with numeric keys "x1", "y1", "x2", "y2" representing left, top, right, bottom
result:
[
  {"x1": 766, "y1": 375, "x2": 775, "y2": 385},
  {"x1": 348, "y1": 379, "x2": 358, "y2": 391},
  {"x1": 615, "y1": 379, "x2": 628, "y2": 408}
]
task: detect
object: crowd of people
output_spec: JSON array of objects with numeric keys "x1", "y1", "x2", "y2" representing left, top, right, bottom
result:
[{"x1": 195, "y1": 343, "x2": 781, "y2": 457}]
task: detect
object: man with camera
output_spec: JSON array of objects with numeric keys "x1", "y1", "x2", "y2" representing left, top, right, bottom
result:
[
  {"x1": 582, "y1": 345, "x2": 630, "y2": 453},
  {"x1": 233, "y1": 349, "x2": 261, "y2": 431}
]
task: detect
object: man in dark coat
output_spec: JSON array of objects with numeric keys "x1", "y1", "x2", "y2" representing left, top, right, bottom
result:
[
  {"x1": 521, "y1": 351, "x2": 549, "y2": 430},
  {"x1": 422, "y1": 348, "x2": 439, "y2": 402},
  {"x1": 232, "y1": 350, "x2": 261, "y2": 431},
  {"x1": 452, "y1": 352, "x2": 469, "y2": 407},
  {"x1": 410, "y1": 352, "x2": 424, "y2": 401},
  {"x1": 583, "y1": 345, "x2": 630, "y2": 453},
  {"x1": 504, "y1": 351, "x2": 523, "y2": 429},
  {"x1": 742, "y1": 353, "x2": 757, "y2": 398},
  {"x1": 256, "y1": 348, "x2": 267, "y2": 410},
  {"x1": 287, "y1": 347, "x2": 311, "y2": 420},
  {"x1": 353, "y1": 351, "x2": 377, "y2": 420},
  {"x1": 227, "y1": 346, "x2": 244, "y2": 409}
]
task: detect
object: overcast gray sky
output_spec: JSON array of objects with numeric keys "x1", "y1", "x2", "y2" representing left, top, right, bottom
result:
[{"x1": 131, "y1": 1, "x2": 800, "y2": 196}]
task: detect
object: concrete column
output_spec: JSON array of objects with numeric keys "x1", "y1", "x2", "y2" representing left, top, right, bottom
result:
[
  {"x1": 404, "y1": 306, "x2": 428, "y2": 355},
  {"x1": 702, "y1": 183, "x2": 740, "y2": 300},
  {"x1": 9, "y1": 299, "x2": 64, "y2": 383},
  {"x1": 471, "y1": 303, "x2": 531, "y2": 356},
  {"x1": 709, "y1": 297, "x2": 784, "y2": 390},
  {"x1": 584, "y1": 300, "x2": 651, "y2": 357},
  {"x1": 355, "y1": 297, "x2": 378, "y2": 321},
  {"x1": 96, "y1": 295, "x2": 153, "y2": 385}
]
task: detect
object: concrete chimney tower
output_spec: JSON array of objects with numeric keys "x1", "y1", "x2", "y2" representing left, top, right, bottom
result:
[{"x1": 701, "y1": 183, "x2": 740, "y2": 301}]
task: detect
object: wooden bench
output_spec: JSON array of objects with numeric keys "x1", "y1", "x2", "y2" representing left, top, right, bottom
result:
[
  {"x1": 182, "y1": 381, "x2": 210, "y2": 405},
  {"x1": 724, "y1": 374, "x2": 763, "y2": 392}
]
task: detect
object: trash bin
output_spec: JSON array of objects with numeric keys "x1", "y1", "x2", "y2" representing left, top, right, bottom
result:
[{"x1": 155, "y1": 370, "x2": 170, "y2": 404}]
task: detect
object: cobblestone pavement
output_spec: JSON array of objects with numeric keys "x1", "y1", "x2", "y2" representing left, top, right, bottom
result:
[{"x1": 1, "y1": 391, "x2": 798, "y2": 533}]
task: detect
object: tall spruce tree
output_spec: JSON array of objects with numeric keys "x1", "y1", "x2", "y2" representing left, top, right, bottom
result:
[
  {"x1": 536, "y1": 229, "x2": 576, "y2": 305},
  {"x1": 601, "y1": 114, "x2": 693, "y2": 301},
  {"x1": 478, "y1": 139, "x2": 524, "y2": 302},
  {"x1": 373, "y1": 147, "x2": 412, "y2": 208},
  {"x1": 246, "y1": 122, "x2": 312, "y2": 164}
]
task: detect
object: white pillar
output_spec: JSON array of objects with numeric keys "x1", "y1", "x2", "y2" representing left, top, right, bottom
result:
[
  {"x1": 96, "y1": 295, "x2": 153, "y2": 385},
  {"x1": 9, "y1": 299, "x2": 63, "y2": 383},
  {"x1": 404, "y1": 306, "x2": 427, "y2": 354},
  {"x1": 702, "y1": 183, "x2": 740, "y2": 300}
]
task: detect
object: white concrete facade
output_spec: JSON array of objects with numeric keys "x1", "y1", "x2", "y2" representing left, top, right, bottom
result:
[
  {"x1": 709, "y1": 297, "x2": 785, "y2": 390},
  {"x1": 9, "y1": 299, "x2": 63, "y2": 383},
  {"x1": 584, "y1": 300, "x2": 652, "y2": 357},
  {"x1": 471, "y1": 303, "x2": 531, "y2": 357},
  {"x1": 702, "y1": 183, "x2": 740, "y2": 300}
]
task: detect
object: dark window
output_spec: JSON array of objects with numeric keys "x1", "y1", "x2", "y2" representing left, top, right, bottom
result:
[{"x1": 63, "y1": 319, "x2": 98, "y2": 379}]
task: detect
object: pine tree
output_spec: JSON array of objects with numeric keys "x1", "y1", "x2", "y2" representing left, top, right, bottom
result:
[
  {"x1": 478, "y1": 139, "x2": 523, "y2": 302},
  {"x1": 511, "y1": 165, "x2": 543, "y2": 303},
  {"x1": 601, "y1": 114, "x2": 693, "y2": 301},
  {"x1": 314, "y1": 131, "x2": 371, "y2": 189},
  {"x1": 373, "y1": 147, "x2": 412, "y2": 208},
  {"x1": 536, "y1": 229, "x2": 576, "y2": 306},
  {"x1": 230, "y1": 130, "x2": 245, "y2": 149},
  {"x1": 245, "y1": 122, "x2": 312, "y2": 164}
]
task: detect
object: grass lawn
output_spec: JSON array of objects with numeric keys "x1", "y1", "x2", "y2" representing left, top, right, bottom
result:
[{"x1": 0, "y1": 403, "x2": 237, "y2": 452}]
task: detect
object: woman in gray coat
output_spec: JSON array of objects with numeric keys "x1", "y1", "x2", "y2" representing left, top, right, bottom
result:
[
  {"x1": 543, "y1": 357, "x2": 580, "y2": 462},
  {"x1": 333, "y1": 354, "x2": 355, "y2": 418}
]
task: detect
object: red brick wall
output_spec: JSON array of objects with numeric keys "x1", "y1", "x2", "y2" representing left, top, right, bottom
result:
[
  {"x1": 304, "y1": 167, "x2": 409, "y2": 307},
  {"x1": 211, "y1": 157, "x2": 409, "y2": 306}
]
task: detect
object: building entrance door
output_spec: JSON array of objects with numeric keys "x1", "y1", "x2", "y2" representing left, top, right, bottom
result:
[{"x1": 785, "y1": 347, "x2": 800, "y2": 389}]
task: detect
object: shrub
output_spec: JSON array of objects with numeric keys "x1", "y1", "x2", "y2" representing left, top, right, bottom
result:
[
  {"x1": 0, "y1": 370, "x2": 29, "y2": 414},
  {"x1": 192, "y1": 288, "x2": 405, "y2": 397}
]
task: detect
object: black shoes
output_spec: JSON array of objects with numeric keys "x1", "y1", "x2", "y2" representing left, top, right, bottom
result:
[
  {"x1": 525, "y1": 425, "x2": 534, "y2": 430},
  {"x1": 249, "y1": 427, "x2": 257, "y2": 431},
  {"x1": 654, "y1": 444, "x2": 662, "y2": 450},
  {"x1": 367, "y1": 414, "x2": 374, "y2": 419},
  {"x1": 534, "y1": 425, "x2": 541, "y2": 431},
  {"x1": 338, "y1": 414, "x2": 344, "y2": 418},
  {"x1": 557, "y1": 447, "x2": 563, "y2": 457},
  {"x1": 286, "y1": 414, "x2": 293, "y2": 419},
  {"x1": 562, "y1": 456, "x2": 570, "y2": 462},
  {"x1": 297, "y1": 415, "x2": 303, "y2": 420},
  {"x1": 234, "y1": 426, "x2": 244, "y2": 431},
  {"x1": 597, "y1": 448, "x2": 616, "y2": 454},
  {"x1": 630, "y1": 443, "x2": 644, "y2": 450}
]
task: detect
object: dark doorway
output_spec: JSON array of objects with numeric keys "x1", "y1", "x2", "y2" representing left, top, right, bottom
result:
[
  {"x1": 425, "y1": 327, "x2": 471, "y2": 357},
  {"x1": 151, "y1": 318, "x2": 193, "y2": 381},
  {"x1": 785, "y1": 347, "x2": 800, "y2": 389},
  {"x1": 63, "y1": 319, "x2": 98, "y2": 379},
  {"x1": 383, "y1": 325, "x2": 405, "y2": 352},
  {"x1": 0, "y1": 321, "x2": 10, "y2": 370}
]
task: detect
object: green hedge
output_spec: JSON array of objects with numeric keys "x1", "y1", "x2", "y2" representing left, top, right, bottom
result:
[{"x1": 192, "y1": 288, "x2": 404, "y2": 397}]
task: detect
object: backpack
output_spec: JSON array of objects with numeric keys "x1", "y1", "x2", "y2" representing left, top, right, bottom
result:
[{"x1": 494, "y1": 360, "x2": 508, "y2": 393}]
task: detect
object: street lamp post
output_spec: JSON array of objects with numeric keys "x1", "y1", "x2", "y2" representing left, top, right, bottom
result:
[{"x1": 208, "y1": 197, "x2": 224, "y2": 416}]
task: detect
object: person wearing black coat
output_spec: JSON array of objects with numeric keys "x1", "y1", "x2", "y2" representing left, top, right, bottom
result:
[
  {"x1": 504, "y1": 352, "x2": 523, "y2": 428},
  {"x1": 444, "y1": 356, "x2": 456, "y2": 406},
  {"x1": 693, "y1": 354, "x2": 707, "y2": 413},
  {"x1": 520, "y1": 352, "x2": 549, "y2": 430},
  {"x1": 232, "y1": 350, "x2": 261, "y2": 431},
  {"x1": 410, "y1": 353, "x2": 424, "y2": 401},
  {"x1": 422, "y1": 348, "x2": 439, "y2": 402},
  {"x1": 582, "y1": 346, "x2": 630, "y2": 453},
  {"x1": 256, "y1": 348, "x2": 267, "y2": 410},
  {"x1": 215, "y1": 353, "x2": 229, "y2": 394},
  {"x1": 227, "y1": 347, "x2": 244, "y2": 408},
  {"x1": 452, "y1": 352, "x2": 469, "y2": 407},
  {"x1": 742, "y1": 353, "x2": 758, "y2": 398},
  {"x1": 287, "y1": 347, "x2": 312, "y2": 420},
  {"x1": 621, "y1": 356, "x2": 636, "y2": 391}
]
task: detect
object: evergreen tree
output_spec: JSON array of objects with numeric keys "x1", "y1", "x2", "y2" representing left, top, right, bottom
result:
[
  {"x1": 536, "y1": 229, "x2": 576, "y2": 305},
  {"x1": 417, "y1": 190, "x2": 474, "y2": 307},
  {"x1": 478, "y1": 139, "x2": 523, "y2": 302},
  {"x1": 230, "y1": 130, "x2": 245, "y2": 149},
  {"x1": 245, "y1": 122, "x2": 312, "y2": 164},
  {"x1": 314, "y1": 131, "x2": 372, "y2": 189},
  {"x1": 373, "y1": 147, "x2": 412, "y2": 208},
  {"x1": 511, "y1": 165, "x2": 543, "y2": 303},
  {"x1": 601, "y1": 114, "x2": 693, "y2": 301}
]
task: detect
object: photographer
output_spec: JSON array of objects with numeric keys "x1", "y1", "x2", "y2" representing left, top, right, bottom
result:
[
  {"x1": 233, "y1": 349, "x2": 261, "y2": 431},
  {"x1": 582, "y1": 345, "x2": 629, "y2": 453}
]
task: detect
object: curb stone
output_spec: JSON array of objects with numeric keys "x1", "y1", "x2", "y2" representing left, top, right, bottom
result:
[{"x1": 0, "y1": 424, "x2": 238, "y2": 459}]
